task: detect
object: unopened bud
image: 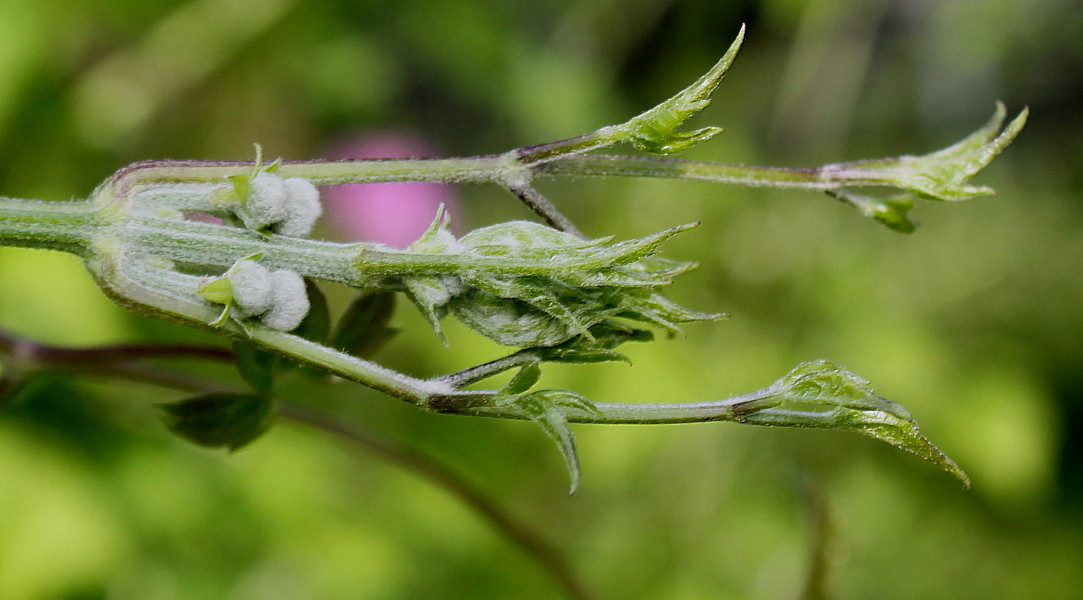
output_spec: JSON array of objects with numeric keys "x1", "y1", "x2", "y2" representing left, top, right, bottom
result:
[
  {"x1": 227, "y1": 259, "x2": 274, "y2": 317},
  {"x1": 261, "y1": 270, "x2": 309, "y2": 331},
  {"x1": 273, "y1": 178, "x2": 322, "y2": 237},
  {"x1": 238, "y1": 172, "x2": 288, "y2": 231}
]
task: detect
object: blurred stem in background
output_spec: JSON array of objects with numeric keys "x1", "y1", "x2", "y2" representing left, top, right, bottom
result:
[{"x1": 0, "y1": 327, "x2": 596, "y2": 600}]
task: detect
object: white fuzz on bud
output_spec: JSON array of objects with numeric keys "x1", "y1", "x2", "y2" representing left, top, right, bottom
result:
[
  {"x1": 261, "y1": 270, "x2": 309, "y2": 332},
  {"x1": 238, "y1": 172, "x2": 288, "y2": 230},
  {"x1": 226, "y1": 260, "x2": 274, "y2": 317},
  {"x1": 273, "y1": 178, "x2": 323, "y2": 237}
]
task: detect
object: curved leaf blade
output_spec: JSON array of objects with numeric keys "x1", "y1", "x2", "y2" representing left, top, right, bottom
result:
[{"x1": 735, "y1": 361, "x2": 969, "y2": 486}]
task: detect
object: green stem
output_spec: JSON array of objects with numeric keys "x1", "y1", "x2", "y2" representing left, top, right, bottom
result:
[
  {"x1": 103, "y1": 156, "x2": 518, "y2": 189},
  {"x1": 537, "y1": 155, "x2": 835, "y2": 189},
  {"x1": 0, "y1": 196, "x2": 105, "y2": 255},
  {"x1": 274, "y1": 155, "x2": 848, "y2": 191},
  {"x1": 96, "y1": 152, "x2": 907, "y2": 194},
  {"x1": 86, "y1": 251, "x2": 447, "y2": 404},
  {"x1": 429, "y1": 389, "x2": 775, "y2": 425}
]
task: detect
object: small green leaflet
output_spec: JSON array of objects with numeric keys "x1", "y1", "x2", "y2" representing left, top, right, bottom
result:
[
  {"x1": 157, "y1": 393, "x2": 276, "y2": 452},
  {"x1": 734, "y1": 361, "x2": 969, "y2": 486},
  {"x1": 827, "y1": 103, "x2": 1028, "y2": 232},
  {"x1": 331, "y1": 290, "x2": 398, "y2": 359},
  {"x1": 507, "y1": 389, "x2": 602, "y2": 495},
  {"x1": 620, "y1": 25, "x2": 745, "y2": 154}
]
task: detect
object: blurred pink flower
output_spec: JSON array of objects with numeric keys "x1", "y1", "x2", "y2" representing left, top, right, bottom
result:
[{"x1": 321, "y1": 133, "x2": 460, "y2": 248}]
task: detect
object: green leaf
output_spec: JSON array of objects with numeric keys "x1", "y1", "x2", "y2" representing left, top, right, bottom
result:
[
  {"x1": 407, "y1": 205, "x2": 461, "y2": 254},
  {"x1": 532, "y1": 325, "x2": 654, "y2": 364},
  {"x1": 378, "y1": 212, "x2": 719, "y2": 348},
  {"x1": 735, "y1": 361, "x2": 969, "y2": 486},
  {"x1": 331, "y1": 290, "x2": 398, "y2": 359},
  {"x1": 405, "y1": 277, "x2": 452, "y2": 345},
  {"x1": 503, "y1": 362, "x2": 542, "y2": 394},
  {"x1": 157, "y1": 393, "x2": 276, "y2": 451},
  {"x1": 228, "y1": 173, "x2": 250, "y2": 204},
  {"x1": 900, "y1": 103, "x2": 1028, "y2": 201},
  {"x1": 826, "y1": 103, "x2": 1028, "y2": 204},
  {"x1": 510, "y1": 390, "x2": 601, "y2": 494},
  {"x1": 195, "y1": 276, "x2": 233, "y2": 304},
  {"x1": 831, "y1": 192, "x2": 916, "y2": 233},
  {"x1": 449, "y1": 289, "x2": 581, "y2": 347},
  {"x1": 620, "y1": 25, "x2": 744, "y2": 154}
]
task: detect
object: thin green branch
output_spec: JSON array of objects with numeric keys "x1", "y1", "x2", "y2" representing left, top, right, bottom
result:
[
  {"x1": 0, "y1": 195, "x2": 103, "y2": 255},
  {"x1": 505, "y1": 179, "x2": 585, "y2": 238},
  {"x1": 535, "y1": 155, "x2": 831, "y2": 189}
]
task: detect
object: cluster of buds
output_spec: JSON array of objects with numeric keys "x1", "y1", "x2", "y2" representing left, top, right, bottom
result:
[
  {"x1": 196, "y1": 255, "x2": 309, "y2": 332},
  {"x1": 225, "y1": 169, "x2": 322, "y2": 237}
]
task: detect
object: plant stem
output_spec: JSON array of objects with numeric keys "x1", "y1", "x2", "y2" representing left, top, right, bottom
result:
[
  {"x1": 273, "y1": 155, "x2": 857, "y2": 191},
  {"x1": 505, "y1": 180, "x2": 585, "y2": 238},
  {"x1": 429, "y1": 389, "x2": 774, "y2": 425},
  {"x1": 0, "y1": 196, "x2": 105, "y2": 255},
  {"x1": 93, "y1": 151, "x2": 905, "y2": 194},
  {"x1": 537, "y1": 155, "x2": 835, "y2": 189}
]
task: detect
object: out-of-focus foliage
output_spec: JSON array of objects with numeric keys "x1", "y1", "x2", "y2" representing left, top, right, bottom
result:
[{"x1": 1, "y1": 0, "x2": 1081, "y2": 599}]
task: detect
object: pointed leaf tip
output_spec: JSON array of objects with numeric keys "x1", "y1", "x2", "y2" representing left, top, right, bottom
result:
[
  {"x1": 737, "y1": 361, "x2": 969, "y2": 485},
  {"x1": 511, "y1": 390, "x2": 600, "y2": 494},
  {"x1": 620, "y1": 27, "x2": 745, "y2": 154}
]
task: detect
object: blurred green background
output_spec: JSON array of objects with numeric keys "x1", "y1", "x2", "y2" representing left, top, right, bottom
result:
[{"x1": 1, "y1": 0, "x2": 1081, "y2": 598}]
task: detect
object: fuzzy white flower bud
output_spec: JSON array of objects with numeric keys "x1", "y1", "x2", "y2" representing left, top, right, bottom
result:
[
  {"x1": 226, "y1": 259, "x2": 274, "y2": 317},
  {"x1": 238, "y1": 172, "x2": 288, "y2": 230},
  {"x1": 273, "y1": 178, "x2": 322, "y2": 238},
  {"x1": 261, "y1": 270, "x2": 309, "y2": 331}
]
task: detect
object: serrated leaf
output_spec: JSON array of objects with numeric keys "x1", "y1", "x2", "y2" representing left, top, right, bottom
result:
[
  {"x1": 735, "y1": 361, "x2": 969, "y2": 486},
  {"x1": 157, "y1": 393, "x2": 275, "y2": 451},
  {"x1": 535, "y1": 346, "x2": 630, "y2": 364},
  {"x1": 391, "y1": 215, "x2": 717, "y2": 348},
  {"x1": 621, "y1": 25, "x2": 744, "y2": 154},
  {"x1": 532, "y1": 325, "x2": 653, "y2": 364},
  {"x1": 906, "y1": 103, "x2": 1028, "y2": 199},
  {"x1": 449, "y1": 289, "x2": 579, "y2": 347},
  {"x1": 331, "y1": 290, "x2": 397, "y2": 359}
]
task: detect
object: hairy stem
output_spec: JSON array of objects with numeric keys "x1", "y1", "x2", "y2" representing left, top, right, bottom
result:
[
  {"x1": 0, "y1": 196, "x2": 104, "y2": 255},
  {"x1": 428, "y1": 389, "x2": 770, "y2": 424},
  {"x1": 505, "y1": 180, "x2": 585, "y2": 238}
]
